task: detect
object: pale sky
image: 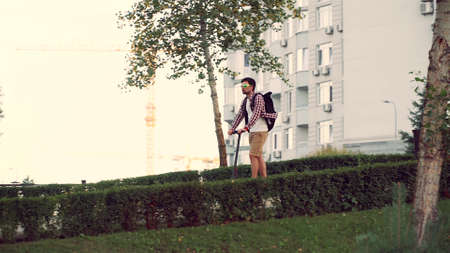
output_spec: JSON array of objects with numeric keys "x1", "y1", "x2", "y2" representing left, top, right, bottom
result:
[{"x1": 0, "y1": 0, "x2": 224, "y2": 184}]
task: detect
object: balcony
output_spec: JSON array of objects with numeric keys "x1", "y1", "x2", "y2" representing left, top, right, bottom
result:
[
  {"x1": 295, "y1": 71, "x2": 309, "y2": 87},
  {"x1": 223, "y1": 104, "x2": 236, "y2": 125},
  {"x1": 296, "y1": 106, "x2": 308, "y2": 125}
]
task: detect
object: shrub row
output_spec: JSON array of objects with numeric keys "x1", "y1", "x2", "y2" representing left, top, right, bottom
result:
[
  {"x1": 94, "y1": 170, "x2": 200, "y2": 189},
  {"x1": 200, "y1": 153, "x2": 416, "y2": 181},
  {"x1": 3, "y1": 160, "x2": 444, "y2": 243},
  {"x1": 0, "y1": 171, "x2": 200, "y2": 199},
  {"x1": 0, "y1": 154, "x2": 444, "y2": 201}
]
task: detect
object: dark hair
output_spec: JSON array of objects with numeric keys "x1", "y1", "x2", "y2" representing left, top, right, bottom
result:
[{"x1": 241, "y1": 77, "x2": 256, "y2": 91}]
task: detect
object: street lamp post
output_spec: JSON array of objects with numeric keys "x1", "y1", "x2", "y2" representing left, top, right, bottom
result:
[{"x1": 383, "y1": 100, "x2": 398, "y2": 139}]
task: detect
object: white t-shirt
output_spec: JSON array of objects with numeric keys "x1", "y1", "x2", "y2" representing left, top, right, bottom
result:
[{"x1": 246, "y1": 99, "x2": 268, "y2": 132}]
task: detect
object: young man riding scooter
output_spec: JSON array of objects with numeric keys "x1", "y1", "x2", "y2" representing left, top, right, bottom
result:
[{"x1": 227, "y1": 77, "x2": 277, "y2": 178}]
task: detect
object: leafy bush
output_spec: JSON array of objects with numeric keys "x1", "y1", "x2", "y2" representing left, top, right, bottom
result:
[
  {"x1": 0, "y1": 154, "x2": 414, "y2": 199},
  {"x1": 1, "y1": 160, "x2": 429, "y2": 243},
  {"x1": 200, "y1": 154, "x2": 415, "y2": 182},
  {"x1": 0, "y1": 171, "x2": 200, "y2": 199},
  {"x1": 95, "y1": 170, "x2": 200, "y2": 188},
  {"x1": 307, "y1": 145, "x2": 359, "y2": 157}
]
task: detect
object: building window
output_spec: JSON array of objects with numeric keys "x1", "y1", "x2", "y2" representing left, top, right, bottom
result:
[
  {"x1": 244, "y1": 53, "x2": 250, "y2": 67},
  {"x1": 297, "y1": 11, "x2": 309, "y2": 32},
  {"x1": 318, "y1": 5, "x2": 332, "y2": 29},
  {"x1": 297, "y1": 48, "x2": 309, "y2": 71},
  {"x1": 318, "y1": 81, "x2": 332, "y2": 105},
  {"x1": 296, "y1": 87, "x2": 308, "y2": 107},
  {"x1": 285, "y1": 90, "x2": 293, "y2": 113},
  {"x1": 286, "y1": 53, "x2": 294, "y2": 75},
  {"x1": 318, "y1": 120, "x2": 333, "y2": 144},
  {"x1": 273, "y1": 132, "x2": 280, "y2": 150},
  {"x1": 317, "y1": 42, "x2": 332, "y2": 66},
  {"x1": 285, "y1": 128, "x2": 294, "y2": 149},
  {"x1": 287, "y1": 18, "x2": 294, "y2": 38}
]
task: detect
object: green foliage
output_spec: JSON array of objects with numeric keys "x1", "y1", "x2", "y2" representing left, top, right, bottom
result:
[
  {"x1": 0, "y1": 155, "x2": 414, "y2": 199},
  {"x1": 200, "y1": 153, "x2": 415, "y2": 182},
  {"x1": 59, "y1": 191, "x2": 111, "y2": 237},
  {"x1": 0, "y1": 198, "x2": 20, "y2": 243},
  {"x1": 307, "y1": 146, "x2": 360, "y2": 157},
  {"x1": 117, "y1": 0, "x2": 301, "y2": 89},
  {"x1": 2, "y1": 160, "x2": 438, "y2": 243},
  {"x1": 0, "y1": 184, "x2": 77, "y2": 199},
  {"x1": 1, "y1": 200, "x2": 449, "y2": 252},
  {"x1": 17, "y1": 197, "x2": 58, "y2": 241},
  {"x1": 355, "y1": 183, "x2": 449, "y2": 252},
  {"x1": 21, "y1": 176, "x2": 34, "y2": 185},
  {"x1": 94, "y1": 171, "x2": 200, "y2": 190},
  {"x1": 400, "y1": 71, "x2": 427, "y2": 154},
  {"x1": 0, "y1": 171, "x2": 199, "y2": 199}
]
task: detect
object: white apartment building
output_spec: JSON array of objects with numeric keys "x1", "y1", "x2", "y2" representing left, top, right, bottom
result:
[{"x1": 223, "y1": 0, "x2": 435, "y2": 165}]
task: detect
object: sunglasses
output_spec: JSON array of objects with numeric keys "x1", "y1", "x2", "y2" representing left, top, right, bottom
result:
[{"x1": 241, "y1": 83, "x2": 250, "y2": 88}]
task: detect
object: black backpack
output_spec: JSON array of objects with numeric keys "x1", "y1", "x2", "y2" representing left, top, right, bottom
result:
[{"x1": 243, "y1": 92, "x2": 277, "y2": 131}]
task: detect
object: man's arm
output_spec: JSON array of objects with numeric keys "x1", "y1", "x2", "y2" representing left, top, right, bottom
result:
[{"x1": 230, "y1": 99, "x2": 245, "y2": 132}]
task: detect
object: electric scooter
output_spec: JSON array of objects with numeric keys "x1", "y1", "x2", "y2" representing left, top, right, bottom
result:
[{"x1": 231, "y1": 130, "x2": 242, "y2": 179}]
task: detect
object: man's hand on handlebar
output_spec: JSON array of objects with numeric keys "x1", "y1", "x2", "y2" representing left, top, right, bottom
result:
[{"x1": 228, "y1": 128, "x2": 248, "y2": 135}]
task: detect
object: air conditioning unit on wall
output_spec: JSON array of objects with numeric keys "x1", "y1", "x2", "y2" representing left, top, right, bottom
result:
[
  {"x1": 272, "y1": 150, "x2": 282, "y2": 158},
  {"x1": 420, "y1": 2, "x2": 434, "y2": 15},
  {"x1": 323, "y1": 103, "x2": 332, "y2": 112},
  {"x1": 280, "y1": 39, "x2": 288, "y2": 47},
  {"x1": 336, "y1": 23, "x2": 343, "y2": 32},
  {"x1": 320, "y1": 65, "x2": 330, "y2": 75},
  {"x1": 282, "y1": 114, "x2": 290, "y2": 123},
  {"x1": 312, "y1": 68, "x2": 320, "y2": 76}
]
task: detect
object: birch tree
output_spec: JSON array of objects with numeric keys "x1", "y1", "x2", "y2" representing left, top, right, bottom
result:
[{"x1": 413, "y1": 0, "x2": 449, "y2": 247}]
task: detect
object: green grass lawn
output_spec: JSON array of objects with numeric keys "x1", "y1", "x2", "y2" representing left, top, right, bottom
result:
[{"x1": 1, "y1": 200, "x2": 449, "y2": 253}]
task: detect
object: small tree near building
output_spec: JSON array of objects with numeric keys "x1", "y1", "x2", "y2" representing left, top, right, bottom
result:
[
  {"x1": 22, "y1": 176, "x2": 35, "y2": 185},
  {"x1": 399, "y1": 72, "x2": 426, "y2": 155},
  {"x1": 118, "y1": 0, "x2": 301, "y2": 167}
]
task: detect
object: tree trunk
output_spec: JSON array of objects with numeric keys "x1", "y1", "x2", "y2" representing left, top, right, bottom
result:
[
  {"x1": 413, "y1": 0, "x2": 450, "y2": 247},
  {"x1": 200, "y1": 19, "x2": 228, "y2": 167}
]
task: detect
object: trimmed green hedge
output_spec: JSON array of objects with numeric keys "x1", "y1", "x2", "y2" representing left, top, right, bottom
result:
[
  {"x1": 94, "y1": 170, "x2": 200, "y2": 189},
  {"x1": 0, "y1": 184, "x2": 75, "y2": 199},
  {"x1": 200, "y1": 154, "x2": 415, "y2": 181},
  {"x1": 0, "y1": 154, "x2": 413, "y2": 199},
  {"x1": 0, "y1": 171, "x2": 200, "y2": 199},
  {"x1": 3, "y1": 160, "x2": 440, "y2": 243}
]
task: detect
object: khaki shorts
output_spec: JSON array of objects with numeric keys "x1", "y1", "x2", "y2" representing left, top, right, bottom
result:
[{"x1": 249, "y1": 131, "x2": 268, "y2": 157}]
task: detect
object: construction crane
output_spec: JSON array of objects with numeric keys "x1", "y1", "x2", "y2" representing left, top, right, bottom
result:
[{"x1": 144, "y1": 82, "x2": 156, "y2": 175}]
